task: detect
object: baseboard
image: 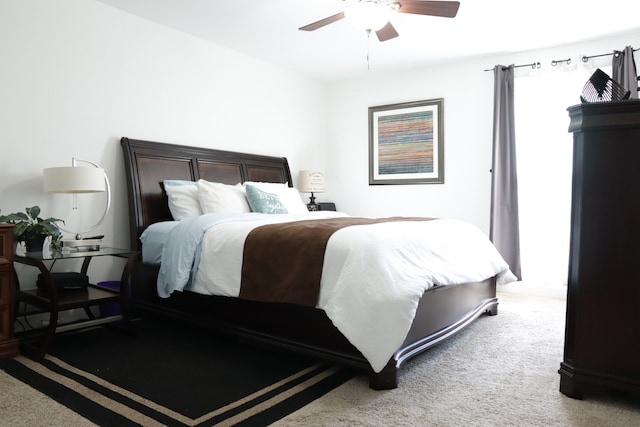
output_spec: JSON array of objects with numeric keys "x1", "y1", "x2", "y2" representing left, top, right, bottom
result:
[
  {"x1": 14, "y1": 309, "x2": 94, "y2": 333},
  {"x1": 498, "y1": 281, "x2": 566, "y2": 300}
]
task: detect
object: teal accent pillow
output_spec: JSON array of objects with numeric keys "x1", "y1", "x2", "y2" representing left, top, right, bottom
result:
[{"x1": 245, "y1": 184, "x2": 288, "y2": 214}]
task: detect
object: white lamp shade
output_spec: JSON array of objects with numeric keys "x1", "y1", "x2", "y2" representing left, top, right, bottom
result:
[
  {"x1": 298, "y1": 170, "x2": 326, "y2": 193},
  {"x1": 43, "y1": 166, "x2": 106, "y2": 193},
  {"x1": 344, "y1": 1, "x2": 391, "y2": 31}
]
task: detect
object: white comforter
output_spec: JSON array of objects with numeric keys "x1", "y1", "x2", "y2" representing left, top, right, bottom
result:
[{"x1": 144, "y1": 212, "x2": 517, "y2": 372}]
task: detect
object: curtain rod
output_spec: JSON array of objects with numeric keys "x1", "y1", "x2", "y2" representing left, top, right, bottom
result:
[
  {"x1": 483, "y1": 62, "x2": 540, "y2": 72},
  {"x1": 582, "y1": 46, "x2": 640, "y2": 62},
  {"x1": 484, "y1": 46, "x2": 638, "y2": 71}
]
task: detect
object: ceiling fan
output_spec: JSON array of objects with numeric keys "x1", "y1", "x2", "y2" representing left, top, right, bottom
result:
[{"x1": 299, "y1": 0, "x2": 460, "y2": 42}]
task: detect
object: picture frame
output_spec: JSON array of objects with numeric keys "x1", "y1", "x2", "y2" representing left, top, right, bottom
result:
[{"x1": 369, "y1": 98, "x2": 444, "y2": 185}]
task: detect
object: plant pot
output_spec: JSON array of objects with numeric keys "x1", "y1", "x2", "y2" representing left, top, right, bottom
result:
[{"x1": 24, "y1": 235, "x2": 47, "y2": 252}]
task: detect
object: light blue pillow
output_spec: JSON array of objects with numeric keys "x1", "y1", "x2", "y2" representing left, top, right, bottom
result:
[{"x1": 245, "y1": 184, "x2": 288, "y2": 214}]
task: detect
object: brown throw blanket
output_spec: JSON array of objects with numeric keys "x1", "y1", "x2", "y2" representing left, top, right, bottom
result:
[{"x1": 239, "y1": 217, "x2": 433, "y2": 307}]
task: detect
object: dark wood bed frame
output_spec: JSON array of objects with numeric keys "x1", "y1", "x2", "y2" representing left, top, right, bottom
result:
[{"x1": 121, "y1": 137, "x2": 498, "y2": 390}]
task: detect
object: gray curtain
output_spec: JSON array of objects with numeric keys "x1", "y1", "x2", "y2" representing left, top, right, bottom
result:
[
  {"x1": 490, "y1": 65, "x2": 521, "y2": 280},
  {"x1": 612, "y1": 46, "x2": 638, "y2": 99}
]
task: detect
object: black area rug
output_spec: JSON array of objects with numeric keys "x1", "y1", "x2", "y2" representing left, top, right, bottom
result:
[{"x1": 1, "y1": 316, "x2": 354, "y2": 426}]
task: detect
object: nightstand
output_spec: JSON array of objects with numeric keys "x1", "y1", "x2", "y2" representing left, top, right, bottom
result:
[
  {"x1": 14, "y1": 247, "x2": 138, "y2": 360},
  {"x1": 0, "y1": 225, "x2": 19, "y2": 360},
  {"x1": 317, "y1": 202, "x2": 336, "y2": 211}
]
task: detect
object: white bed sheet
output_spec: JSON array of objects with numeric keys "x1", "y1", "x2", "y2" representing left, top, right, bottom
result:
[{"x1": 144, "y1": 213, "x2": 517, "y2": 372}]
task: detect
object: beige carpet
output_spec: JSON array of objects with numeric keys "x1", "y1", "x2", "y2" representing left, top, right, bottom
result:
[
  {"x1": 2, "y1": 292, "x2": 639, "y2": 427},
  {"x1": 275, "y1": 292, "x2": 640, "y2": 427},
  {"x1": 0, "y1": 370, "x2": 97, "y2": 427}
]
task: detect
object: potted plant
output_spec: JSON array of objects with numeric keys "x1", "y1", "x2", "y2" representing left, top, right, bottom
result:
[{"x1": 0, "y1": 206, "x2": 64, "y2": 252}]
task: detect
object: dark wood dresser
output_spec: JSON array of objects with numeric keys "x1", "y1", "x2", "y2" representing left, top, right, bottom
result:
[
  {"x1": 0, "y1": 224, "x2": 19, "y2": 360},
  {"x1": 559, "y1": 100, "x2": 640, "y2": 399}
]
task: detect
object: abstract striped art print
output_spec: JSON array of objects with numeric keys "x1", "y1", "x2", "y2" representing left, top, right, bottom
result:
[{"x1": 369, "y1": 98, "x2": 444, "y2": 185}]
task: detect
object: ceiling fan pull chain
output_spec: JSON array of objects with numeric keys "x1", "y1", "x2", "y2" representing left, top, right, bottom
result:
[{"x1": 366, "y1": 29, "x2": 371, "y2": 70}]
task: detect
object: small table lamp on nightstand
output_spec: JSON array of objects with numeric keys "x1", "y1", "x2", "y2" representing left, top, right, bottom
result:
[
  {"x1": 298, "y1": 170, "x2": 326, "y2": 211},
  {"x1": 43, "y1": 157, "x2": 111, "y2": 250}
]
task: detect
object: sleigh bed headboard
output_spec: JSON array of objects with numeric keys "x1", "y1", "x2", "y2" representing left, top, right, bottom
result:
[{"x1": 121, "y1": 137, "x2": 293, "y2": 251}]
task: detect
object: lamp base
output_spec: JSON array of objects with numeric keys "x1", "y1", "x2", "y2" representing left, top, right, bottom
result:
[{"x1": 307, "y1": 192, "x2": 319, "y2": 211}]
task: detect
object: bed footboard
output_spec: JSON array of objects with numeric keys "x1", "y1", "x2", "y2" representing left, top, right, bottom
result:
[
  {"x1": 132, "y1": 261, "x2": 496, "y2": 390},
  {"x1": 370, "y1": 279, "x2": 498, "y2": 389}
]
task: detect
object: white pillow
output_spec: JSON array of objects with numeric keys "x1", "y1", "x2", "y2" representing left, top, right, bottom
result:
[
  {"x1": 243, "y1": 181, "x2": 308, "y2": 214},
  {"x1": 163, "y1": 180, "x2": 203, "y2": 220},
  {"x1": 197, "y1": 179, "x2": 251, "y2": 214}
]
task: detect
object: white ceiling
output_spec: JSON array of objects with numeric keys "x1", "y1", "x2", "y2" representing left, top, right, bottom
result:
[{"x1": 97, "y1": 0, "x2": 640, "y2": 81}]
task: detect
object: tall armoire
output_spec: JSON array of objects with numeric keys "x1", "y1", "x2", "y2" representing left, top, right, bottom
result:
[{"x1": 559, "y1": 100, "x2": 640, "y2": 399}]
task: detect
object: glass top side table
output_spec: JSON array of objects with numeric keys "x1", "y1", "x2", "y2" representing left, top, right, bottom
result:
[{"x1": 14, "y1": 247, "x2": 139, "y2": 360}]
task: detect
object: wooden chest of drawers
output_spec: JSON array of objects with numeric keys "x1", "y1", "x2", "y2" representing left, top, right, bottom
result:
[{"x1": 559, "y1": 100, "x2": 640, "y2": 398}]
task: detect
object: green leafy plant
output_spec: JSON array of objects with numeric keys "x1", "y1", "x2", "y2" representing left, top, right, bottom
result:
[{"x1": 0, "y1": 206, "x2": 64, "y2": 245}]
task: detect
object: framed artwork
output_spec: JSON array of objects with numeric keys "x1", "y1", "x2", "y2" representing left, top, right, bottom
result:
[{"x1": 369, "y1": 98, "x2": 444, "y2": 185}]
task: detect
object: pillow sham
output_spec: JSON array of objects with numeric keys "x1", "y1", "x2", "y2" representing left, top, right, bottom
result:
[
  {"x1": 163, "y1": 180, "x2": 203, "y2": 220},
  {"x1": 243, "y1": 181, "x2": 308, "y2": 214},
  {"x1": 197, "y1": 179, "x2": 251, "y2": 214},
  {"x1": 245, "y1": 184, "x2": 288, "y2": 214}
]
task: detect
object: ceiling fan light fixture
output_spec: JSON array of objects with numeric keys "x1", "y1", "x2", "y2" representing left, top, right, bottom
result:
[{"x1": 344, "y1": 0, "x2": 392, "y2": 32}]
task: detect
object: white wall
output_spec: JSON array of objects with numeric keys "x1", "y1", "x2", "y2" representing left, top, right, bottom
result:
[
  {"x1": 327, "y1": 30, "x2": 640, "y2": 235},
  {"x1": 326, "y1": 58, "x2": 494, "y2": 229},
  {"x1": 0, "y1": 0, "x2": 328, "y2": 285}
]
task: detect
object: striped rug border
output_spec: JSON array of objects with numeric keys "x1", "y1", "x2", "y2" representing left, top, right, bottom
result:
[{"x1": 2, "y1": 355, "x2": 354, "y2": 426}]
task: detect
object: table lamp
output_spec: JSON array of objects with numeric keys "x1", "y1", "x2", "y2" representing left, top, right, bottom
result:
[
  {"x1": 43, "y1": 158, "x2": 111, "y2": 249},
  {"x1": 298, "y1": 170, "x2": 326, "y2": 211}
]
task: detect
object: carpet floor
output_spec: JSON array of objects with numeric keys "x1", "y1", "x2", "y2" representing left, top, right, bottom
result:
[
  {"x1": 3, "y1": 292, "x2": 640, "y2": 426},
  {"x1": 275, "y1": 292, "x2": 640, "y2": 426},
  {"x1": 0, "y1": 315, "x2": 354, "y2": 426}
]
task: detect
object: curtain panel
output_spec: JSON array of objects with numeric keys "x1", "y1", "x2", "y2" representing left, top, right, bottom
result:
[
  {"x1": 612, "y1": 46, "x2": 638, "y2": 99},
  {"x1": 490, "y1": 65, "x2": 522, "y2": 280}
]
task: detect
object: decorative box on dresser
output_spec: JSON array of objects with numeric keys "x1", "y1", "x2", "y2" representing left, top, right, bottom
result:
[
  {"x1": 559, "y1": 100, "x2": 640, "y2": 399},
  {"x1": 0, "y1": 224, "x2": 19, "y2": 360}
]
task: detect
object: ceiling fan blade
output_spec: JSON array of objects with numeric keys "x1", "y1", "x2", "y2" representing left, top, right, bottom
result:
[
  {"x1": 299, "y1": 12, "x2": 345, "y2": 31},
  {"x1": 376, "y1": 22, "x2": 399, "y2": 42},
  {"x1": 396, "y1": 1, "x2": 460, "y2": 18}
]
